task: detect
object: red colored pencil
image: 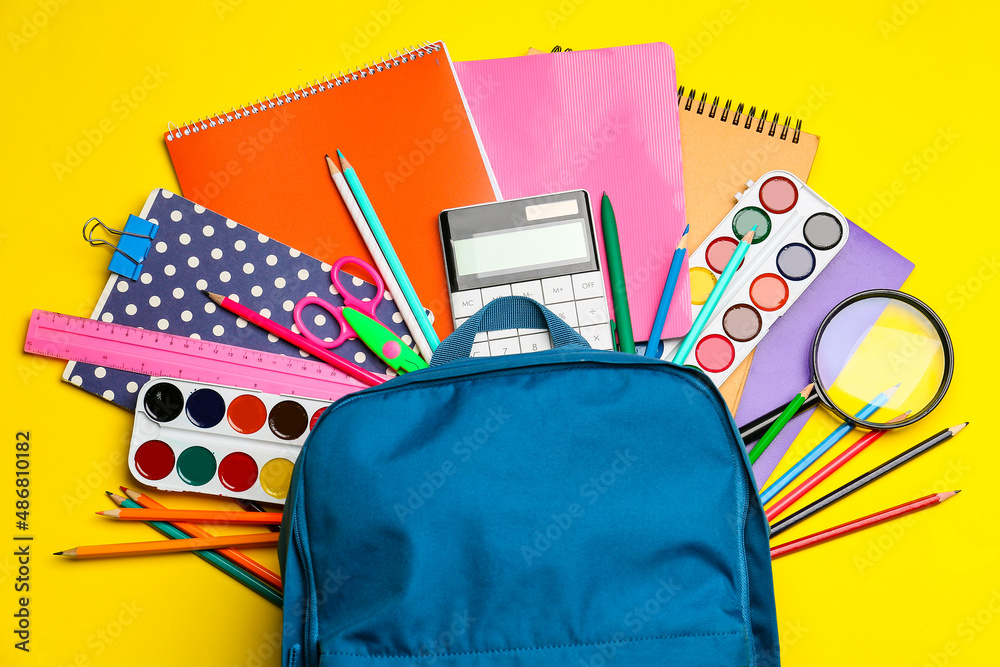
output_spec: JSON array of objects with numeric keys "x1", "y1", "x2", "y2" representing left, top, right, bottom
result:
[
  {"x1": 770, "y1": 491, "x2": 958, "y2": 559},
  {"x1": 765, "y1": 412, "x2": 910, "y2": 522},
  {"x1": 203, "y1": 290, "x2": 383, "y2": 387}
]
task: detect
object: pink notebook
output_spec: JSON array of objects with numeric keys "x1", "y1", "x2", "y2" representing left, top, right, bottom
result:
[{"x1": 454, "y1": 44, "x2": 691, "y2": 340}]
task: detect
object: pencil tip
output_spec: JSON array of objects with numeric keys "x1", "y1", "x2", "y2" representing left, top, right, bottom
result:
[
  {"x1": 949, "y1": 422, "x2": 969, "y2": 436},
  {"x1": 802, "y1": 382, "x2": 814, "y2": 396},
  {"x1": 940, "y1": 490, "x2": 960, "y2": 501},
  {"x1": 741, "y1": 228, "x2": 756, "y2": 243},
  {"x1": 53, "y1": 551, "x2": 62, "y2": 556},
  {"x1": 105, "y1": 490, "x2": 113, "y2": 496},
  {"x1": 336, "y1": 149, "x2": 348, "y2": 170}
]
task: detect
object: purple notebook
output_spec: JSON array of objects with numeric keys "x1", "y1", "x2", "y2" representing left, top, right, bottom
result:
[
  {"x1": 64, "y1": 189, "x2": 411, "y2": 411},
  {"x1": 734, "y1": 221, "x2": 914, "y2": 488}
]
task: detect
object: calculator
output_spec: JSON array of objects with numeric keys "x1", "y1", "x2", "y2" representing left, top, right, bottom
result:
[{"x1": 439, "y1": 190, "x2": 614, "y2": 356}]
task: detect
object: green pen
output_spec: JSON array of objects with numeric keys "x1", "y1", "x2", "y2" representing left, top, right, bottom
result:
[
  {"x1": 601, "y1": 192, "x2": 635, "y2": 353},
  {"x1": 342, "y1": 307, "x2": 428, "y2": 374}
]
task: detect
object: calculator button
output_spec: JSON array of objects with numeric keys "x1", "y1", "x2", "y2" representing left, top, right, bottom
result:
[
  {"x1": 541, "y1": 276, "x2": 574, "y2": 304},
  {"x1": 454, "y1": 318, "x2": 487, "y2": 343},
  {"x1": 576, "y1": 297, "x2": 609, "y2": 326},
  {"x1": 451, "y1": 290, "x2": 483, "y2": 319},
  {"x1": 549, "y1": 304, "x2": 579, "y2": 328},
  {"x1": 511, "y1": 280, "x2": 543, "y2": 301},
  {"x1": 572, "y1": 271, "x2": 605, "y2": 300},
  {"x1": 487, "y1": 328, "x2": 518, "y2": 340},
  {"x1": 580, "y1": 323, "x2": 614, "y2": 350},
  {"x1": 488, "y1": 337, "x2": 521, "y2": 356},
  {"x1": 519, "y1": 332, "x2": 552, "y2": 353},
  {"x1": 470, "y1": 341, "x2": 490, "y2": 357},
  {"x1": 480, "y1": 284, "x2": 512, "y2": 306}
]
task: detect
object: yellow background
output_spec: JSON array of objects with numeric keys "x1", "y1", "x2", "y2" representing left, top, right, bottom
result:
[{"x1": 2, "y1": 0, "x2": 998, "y2": 665}]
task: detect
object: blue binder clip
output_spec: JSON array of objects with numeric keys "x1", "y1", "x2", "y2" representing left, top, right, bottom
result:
[{"x1": 83, "y1": 215, "x2": 159, "y2": 280}]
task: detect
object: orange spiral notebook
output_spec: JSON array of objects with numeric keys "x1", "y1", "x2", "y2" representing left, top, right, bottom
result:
[{"x1": 164, "y1": 41, "x2": 500, "y2": 340}]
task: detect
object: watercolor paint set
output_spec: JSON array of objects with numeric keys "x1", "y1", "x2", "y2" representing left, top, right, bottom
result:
[
  {"x1": 128, "y1": 378, "x2": 331, "y2": 503},
  {"x1": 659, "y1": 170, "x2": 849, "y2": 383}
]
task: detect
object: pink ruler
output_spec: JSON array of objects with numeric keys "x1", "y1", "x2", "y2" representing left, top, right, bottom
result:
[{"x1": 24, "y1": 309, "x2": 371, "y2": 402}]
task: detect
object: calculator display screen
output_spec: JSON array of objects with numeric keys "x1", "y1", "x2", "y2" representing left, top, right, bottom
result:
[
  {"x1": 453, "y1": 219, "x2": 590, "y2": 278},
  {"x1": 440, "y1": 191, "x2": 599, "y2": 291}
]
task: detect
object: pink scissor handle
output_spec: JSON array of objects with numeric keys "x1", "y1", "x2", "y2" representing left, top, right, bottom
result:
[
  {"x1": 331, "y1": 256, "x2": 385, "y2": 319},
  {"x1": 293, "y1": 296, "x2": 351, "y2": 349},
  {"x1": 292, "y1": 256, "x2": 387, "y2": 349}
]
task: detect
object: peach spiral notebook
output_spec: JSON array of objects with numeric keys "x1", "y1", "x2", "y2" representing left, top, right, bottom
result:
[
  {"x1": 454, "y1": 43, "x2": 692, "y2": 340},
  {"x1": 164, "y1": 41, "x2": 499, "y2": 341}
]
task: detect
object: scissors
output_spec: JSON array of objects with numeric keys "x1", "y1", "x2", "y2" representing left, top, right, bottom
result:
[{"x1": 293, "y1": 256, "x2": 427, "y2": 373}]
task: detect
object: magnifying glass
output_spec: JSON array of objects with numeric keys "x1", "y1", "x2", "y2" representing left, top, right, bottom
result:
[{"x1": 740, "y1": 289, "x2": 954, "y2": 442}]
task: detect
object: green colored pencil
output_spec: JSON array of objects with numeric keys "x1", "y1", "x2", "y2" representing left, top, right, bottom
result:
[
  {"x1": 601, "y1": 192, "x2": 634, "y2": 353},
  {"x1": 748, "y1": 384, "x2": 813, "y2": 463},
  {"x1": 105, "y1": 493, "x2": 282, "y2": 607},
  {"x1": 672, "y1": 227, "x2": 756, "y2": 365}
]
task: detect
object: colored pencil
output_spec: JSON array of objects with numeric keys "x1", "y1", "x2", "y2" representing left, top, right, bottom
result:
[
  {"x1": 764, "y1": 411, "x2": 911, "y2": 522},
  {"x1": 54, "y1": 532, "x2": 279, "y2": 558},
  {"x1": 770, "y1": 422, "x2": 967, "y2": 537},
  {"x1": 325, "y1": 155, "x2": 432, "y2": 361},
  {"x1": 107, "y1": 492, "x2": 282, "y2": 605},
  {"x1": 123, "y1": 487, "x2": 282, "y2": 590},
  {"x1": 202, "y1": 290, "x2": 382, "y2": 387},
  {"x1": 337, "y1": 150, "x2": 439, "y2": 353},
  {"x1": 748, "y1": 384, "x2": 813, "y2": 463},
  {"x1": 770, "y1": 491, "x2": 958, "y2": 559},
  {"x1": 740, "y1": 391, "x2": 821, "y2": 445},
  {"x1": 645, "y1": 224, "x2": 689, "y2": 358},
  {"x1": 98, "y1": 508, "x2": 282, "y2": 525},
  {"x1": 601, "y1": 192, "x2": 634, "y2": 353},
  {"x1": 672, "y1": 227, "x2": 755, "y2": 365},
  {"x1": 758, "y1": 384, "x2": 898, "y2": 505}
]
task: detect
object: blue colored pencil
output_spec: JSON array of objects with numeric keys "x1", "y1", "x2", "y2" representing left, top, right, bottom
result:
[
  {"x1": 672, "y1": 227, "x2": 755, "y2": 365},
  {"x1": 645, "y1": 225, "x2": 689, "y2": 358},
  {"x1": 758, "y1": 384, "x2": 899, "y2": 505},
  {"x1": 337, "y1": 150, "x2": 439, "y2": 353}
]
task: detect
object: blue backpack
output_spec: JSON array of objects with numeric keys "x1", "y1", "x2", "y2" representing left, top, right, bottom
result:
[{"x1": 279, "y1": 296, "x2": 779, "y2": 666}]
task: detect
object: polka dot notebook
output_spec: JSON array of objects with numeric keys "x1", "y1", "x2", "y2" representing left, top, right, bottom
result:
[{"x1": 63, "y1": 188, "x2": 411, "y2": 411}]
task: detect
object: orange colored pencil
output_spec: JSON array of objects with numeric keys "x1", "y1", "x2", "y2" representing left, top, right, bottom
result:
[
  {"x1": 121, "y1": 487, "x2": 282, "y2": 590},
  {"x1": 97, "y1": 508, "x2": 282, "y2": 525},
  {"x1": 770, "y1": 491, "x2": 957, "y2": 559},
  {"x1": 54, "y1": 532, "x2": 279, "y2": 558},
  {"x1": 765, "y1": 411, "x2": 911, "y2": 522}
]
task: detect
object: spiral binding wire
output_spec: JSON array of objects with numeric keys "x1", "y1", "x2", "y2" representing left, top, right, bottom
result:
[
  {"x1": 676, "y1": 86, "x2": 803, "y2": 143},
  {"x1": 166, "y1": 41, "x2": 441, "y2": 140}
]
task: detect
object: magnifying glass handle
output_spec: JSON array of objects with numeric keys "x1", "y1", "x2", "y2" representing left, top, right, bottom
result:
[{"x1": 739, "y1": 391, "x2": 821, "y2": 445}]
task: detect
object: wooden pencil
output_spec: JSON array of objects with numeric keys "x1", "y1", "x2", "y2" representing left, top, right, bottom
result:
[
  {"x1": 106, "y1": 492, "x2": 282, "y2": 605},
  {"x1": 98, "y1": 508, "x2": 283, "y2": 525},
  {"x1": 326, "y1": 154, "x2": 432, "y2": 361},
  {"x1": 54, "y1": 532, "x2": 279, "y2": 558},
  {"x1": 769, "y1": 422, "x2": 967, "y2": 537},
  {"x1": 770, "y1": 491, "x2": 958, "y2": 559},
  {"x1": 748, "y1": 383, "x2": 813, "y2": 463},
  {"x1": 122, "y1": 487, "x2": 282, "y2": 590}
]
